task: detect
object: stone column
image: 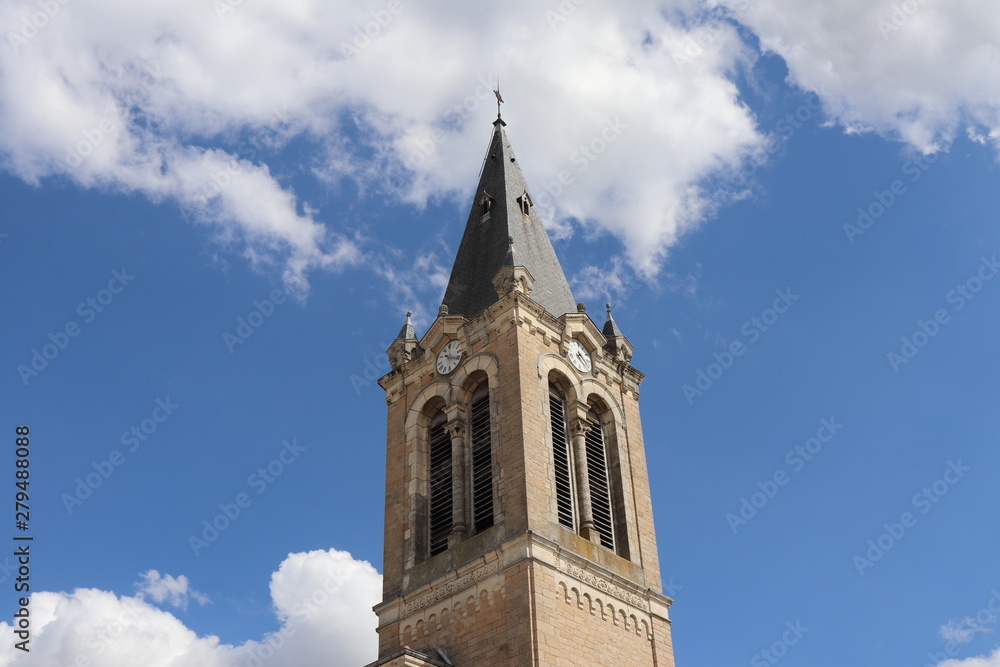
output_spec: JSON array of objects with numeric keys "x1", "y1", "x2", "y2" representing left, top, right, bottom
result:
[
  {"x1": 444, "y1": 418, "x2": 468, "y2": 546},
  {"x1": 570, "y1": 417, "x2": 596, "y2": 542}
]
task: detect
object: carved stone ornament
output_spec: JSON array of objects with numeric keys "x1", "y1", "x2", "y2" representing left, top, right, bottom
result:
[
  {"x1": 401, "y1": 558, "x2": 502, "y2": 616},
  {"x1": 492, "y1": 265, "x2": 535, "y2": 299},
  {"x1": 569, "y1": 418, "x2": 593, "y2": 438},
  {"x1": 556, "y1": 558, "x2": 650, "y2": 612},
  {"x1": 443, "y1": 420, "x2": 467, "y2": 439}
]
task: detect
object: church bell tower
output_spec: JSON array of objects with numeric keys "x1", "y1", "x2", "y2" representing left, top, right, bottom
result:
[{"x1": 367, "y1": 114, "x2": 677, "y2": 666}]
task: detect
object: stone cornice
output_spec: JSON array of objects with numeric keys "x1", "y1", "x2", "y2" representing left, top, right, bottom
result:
[
  {"x1": 556, "y1": 557, "x2": 650, "y2": 612},
  {"x1": 373, "y1": 531, "x2": 671, "y2": 627},
  {"x1": 399, "y1": 557, "x2": 501, "y2": 617},
  {"x1": 526, "y1": 531, "x2": 672, "y2": 619}
]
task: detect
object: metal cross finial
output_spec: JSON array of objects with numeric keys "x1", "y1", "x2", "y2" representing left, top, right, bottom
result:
[{"x1": 493, "y1": 79, "x2": 504, "y2": 119}]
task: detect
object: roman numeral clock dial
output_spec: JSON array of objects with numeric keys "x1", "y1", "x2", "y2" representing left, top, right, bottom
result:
[
  {"x1": 436, "y1": 340, "x2": 463, "y2": 375},
  {"x1": 567, "y1": 338, "x2": 592, "y2": 373}
]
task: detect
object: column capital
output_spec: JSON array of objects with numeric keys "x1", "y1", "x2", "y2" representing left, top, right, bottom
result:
[
  {"x1": 569, "y1": 418, "x2": 593, "y2": 438},
  {"x1": 443, "y1": 418, "x2": 467, "y2": 439}
]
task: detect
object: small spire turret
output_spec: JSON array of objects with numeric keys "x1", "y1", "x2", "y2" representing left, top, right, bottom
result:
[
  {"x1": 396, "y1": 310, "x2": 416, "y2": 341},
  {"x1": 602, "y1": 302, "x2": 633, "y2": 363},
  {"x1": 602, "y1": 303, "x2": 623, "y2": 338},
  {"x1": 387, "y1": 310, "x2": 422, "y2": 370}
]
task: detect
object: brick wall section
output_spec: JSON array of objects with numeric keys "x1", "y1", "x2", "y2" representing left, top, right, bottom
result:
[
  {"x1": 513, "y1": 308, "x2": 556, "y2": 536},
  {"x1": 382, "y1": 390, "x2": 407, "y2": 599},
  {"x1": 650, "y1": 616, "x2": 677, "y2": 667},
  {"x1": 620, "y1": 389, "x2": 663, "y2": 592},
  {"x1": 392, "y1": 561, "x2": 536, "y2": 666},
  {"x1": 533, "y1": 562, "x2": 674, "y2": 667},
  {"x1": 377, "y1": 619, "x2": 399, "y2": 658},
  {"x1": 493, "y1": 312, "x2": 530, "y2": 538}
]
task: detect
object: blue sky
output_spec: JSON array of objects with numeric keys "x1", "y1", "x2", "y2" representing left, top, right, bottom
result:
[{"x1": 1, "y1": 1, "x2": 999, "y2": 666}]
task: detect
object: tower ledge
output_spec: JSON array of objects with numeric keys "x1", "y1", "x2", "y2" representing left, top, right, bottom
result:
[{"x1": 374, "y1": 530, "x2": 672, "y2": 639}]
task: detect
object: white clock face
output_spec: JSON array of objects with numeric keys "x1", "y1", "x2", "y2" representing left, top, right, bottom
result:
[
  {"x1": 436, "y1": 340, "x2": 463, "y2": 375},
  {"x1": 567, "y1": 338, "x2": 592, "y2": 372}
]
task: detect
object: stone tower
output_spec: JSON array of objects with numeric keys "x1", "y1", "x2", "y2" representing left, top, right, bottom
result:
[{"x1": 367, "y1": 116, "x2": 676, "y2": 667}]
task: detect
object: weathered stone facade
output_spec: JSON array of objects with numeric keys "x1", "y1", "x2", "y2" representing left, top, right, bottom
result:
[{"x1": 368, "y1": 120, "x2": 676, "y2": 667}]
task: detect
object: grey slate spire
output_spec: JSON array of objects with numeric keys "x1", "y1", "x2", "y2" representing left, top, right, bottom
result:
[
  {"x1": 602, "y1": 302, "x2": 623, "y2": 338},
  {"x1": 396, "y1": 310, "x2": 416, "y2": 341},
  {"x1": 441, "y1": 119, "x2": 576, "y2": 320},
  {"x1": 602, "y1": 302, "x2": 634, "y2": 363}
]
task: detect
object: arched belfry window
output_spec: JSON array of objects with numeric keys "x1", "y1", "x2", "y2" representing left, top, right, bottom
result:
[
  {"x1": 585, "y1": 408, "x2": 616, "y2": 554},
  {"x1": 427, "y1": 410, "x2": 452, "y2": 557},
  {"x1": 469, "y1": 382, "x2": 494, "y2": 533},
  {"x1": 423, "y1": 381, "x2": 496, "y2": 561},
  {"x1": 548, "y1": 381, "x2": 626, "y2": 556},
  {"x1": 549, "y1": 383, "x2": 576, "y2": 530}
]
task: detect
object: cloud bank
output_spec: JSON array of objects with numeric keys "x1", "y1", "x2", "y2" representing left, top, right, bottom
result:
[
  {"x1": 936, "y1": 648, "x2": 1000, "y2": 667},
  {"x1": 0, "y1": 549, "x2": 380, "y2": 667},
  {"x1": 716, "y1": 0, "x2": 1000, "y2": 153},
  {"x1": 0, "y1": 0, "x2": 766, "y2": 290},
  {"x1": 3, "y1": 0, "x2": 999, "y2": 291}
]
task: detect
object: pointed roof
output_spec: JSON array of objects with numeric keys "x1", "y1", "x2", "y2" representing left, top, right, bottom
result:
[
  {"x1": 441, "y1": 119, "x2": 576, "y2": 320},
  {"x1": 602, "y1": 303, "x2": 623, "y2": 338},
  {"x1": 395, "y1": 311, "x2": 416, "y2": 340}
]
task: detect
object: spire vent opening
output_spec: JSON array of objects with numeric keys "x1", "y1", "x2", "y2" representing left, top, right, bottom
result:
[{"x1": 516, "y1": 192, "x2": 532, "y2": 216}]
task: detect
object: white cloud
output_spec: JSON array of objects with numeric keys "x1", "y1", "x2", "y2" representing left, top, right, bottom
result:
[
  {"x1": 572, "y1": 258, "x2": 632, "y2": 306},
  {"x1": 941, "y1": 615, "x2": 997, "y2": 645},
  {"x1": 0, "y1": 0, "x2": 768, "y2": 288},
  {"x1": 935, "y1": 647, "x2": 1000, "y2": 667},
  {"x1": 0, "y1": 549, "x2": 380, "y2": 667},
  {"x1": 714, "y1": 0, "x2": 1000, "y2": 154},
  {"x1": 135, "y1": 570, "x2": 210, "y2": 611},
  {"x1": 366, "y1": 247, "x2": 452, "y2": 326},
  {"x1": 943, "y1": 620, "x2": 979, "y2": 644}
]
